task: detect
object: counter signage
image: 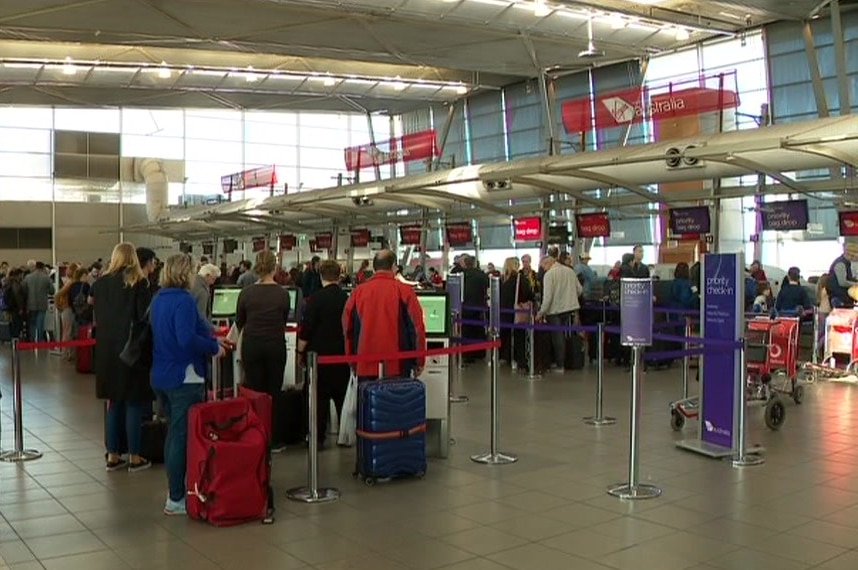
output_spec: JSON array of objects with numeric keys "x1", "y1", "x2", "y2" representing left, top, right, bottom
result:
[
  {"x1": 620, "y1": 279, "x2": 653, "y2": 347},
  {"x1": 315, "y1": 233, "x2": 333, "y2": 250},
  {"x1": 760, "y1": 200, "x2": 809, "y2": 231},
  {"x1": 202, "y1": 242, "x2": 214, "y2": 256},
  {"x1": 839, "y1": 211, "x2": 858, "y2": 237},
  {"x1": 252, "y1": 237, "x2": 267, "y2": 253},
  {"x1": 701, "y1": 253, "x2": 741, "y2": 449},
  {"x1": 279, "y1": 234, "x2": 297, "y2": 250},
  {"x1": 446, "y1": 223, "x2": 472, "y2": 246},
  {"x1": 351, "y1": 229, "x2": 370, "y2": 248},
  {"x1": 576, "y1": 212, "x2": 611, "y2": 238},
  {"x1": 513, "y1": 216, "x2": 542, "y2": 242},
  {"x1": 400, "y1": 225, "x2": 422, "y2": 245},
  {"x1": 669, "y1": 206, "x2": 711, "y2": 235}
]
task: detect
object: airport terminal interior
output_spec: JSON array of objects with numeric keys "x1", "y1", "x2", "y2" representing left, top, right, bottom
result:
[{"x1": 4, "y1": 0, "x2": 858, "y2": 569}]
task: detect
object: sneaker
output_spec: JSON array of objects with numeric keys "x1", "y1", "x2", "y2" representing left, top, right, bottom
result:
[
  {"x1": 106, "y1": 459, "x2": 128, "y2": 472},
  {"x1": 163, "y1": 497, "x2": 186, "y2": 516},
  {"x1": 271, "y1": 443, "x2": 287, "y2": 454},
  {"x1": 551, "y1": 367, "x2": 565, "y2": 374},
  {"x1": 128, "y1": 458, "x2": 152, "y2": 473}
]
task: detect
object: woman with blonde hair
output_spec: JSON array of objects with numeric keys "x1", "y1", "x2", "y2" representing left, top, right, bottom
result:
[
  {"x1": 91, "y1": 242, "x2": 154, "y2": 472},
  {"x1": 150, "y1": 253, "x2": 224, "y2": 516},
  {"x1": 236, "y1": 249, "x2": 291, "y2": 451},
  {"x1": 499, "y1": 257, "x2": 533, "y2": 368}
]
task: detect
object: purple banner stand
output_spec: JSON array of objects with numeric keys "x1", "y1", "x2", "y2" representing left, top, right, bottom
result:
[
  {"x1": 677, "y1": 253, "x2": 744, "y2": 459},
  {"x1": 620, "y1": 279, "x2": 654, "y2": 346}
]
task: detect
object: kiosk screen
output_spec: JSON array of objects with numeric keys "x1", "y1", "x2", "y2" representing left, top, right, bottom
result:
[
  {"x1": 211, "y1": 288, "x2": 241, "y2": 317},
  {"x1": 417, "y1": 293, "x2": 448, "y2": 336}
]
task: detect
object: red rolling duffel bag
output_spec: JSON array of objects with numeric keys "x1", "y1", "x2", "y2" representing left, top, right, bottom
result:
[{"x1": 186, "y1": 398, "x2": 269, "y2": 526}]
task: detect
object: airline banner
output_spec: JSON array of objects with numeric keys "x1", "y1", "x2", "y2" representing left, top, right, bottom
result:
[
  {"x1": 344, "y1": 130, "x2": 439, "y2": 171},
  {"x1": 561, "y1": 84, "x2": 739, "y2": 133},
  {"x1": 220, "y1": 165, "x2": 277, "y2": 195}
]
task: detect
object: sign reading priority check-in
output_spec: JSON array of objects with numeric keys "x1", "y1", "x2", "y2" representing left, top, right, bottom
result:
[{"x1": 620, "y1": 279, "x2": 653, "y2": 347}]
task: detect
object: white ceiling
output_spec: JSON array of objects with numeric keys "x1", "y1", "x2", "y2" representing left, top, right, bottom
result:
[{"x1": 0, "y1": 0, "x2": 834, "y2": 112}]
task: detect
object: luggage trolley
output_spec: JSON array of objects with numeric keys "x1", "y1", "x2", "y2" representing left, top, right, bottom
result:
[
  {"x1": 803, "y1": 308, "x2": 858, "y2": 382},
  {"x1": 670, "y1": 316, "x2": 801, "y2": 432}
]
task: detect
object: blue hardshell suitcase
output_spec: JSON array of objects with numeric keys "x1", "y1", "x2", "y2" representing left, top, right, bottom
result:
[{"x1": 355, "y1": 379, "x2": 427, "y2": 485}]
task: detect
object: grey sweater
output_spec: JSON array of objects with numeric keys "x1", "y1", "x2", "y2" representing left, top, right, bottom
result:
[{"x1": 23, "y1": 270, "x2": 54, "y2": 312}]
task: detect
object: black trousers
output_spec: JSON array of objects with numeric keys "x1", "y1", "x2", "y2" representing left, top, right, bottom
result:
[
  {"x1": 302, "y1": 364, "x2": 350, "y2": 444},
  {"x1": 242, "y1": 336, "x2": 287, "y2": 444}
]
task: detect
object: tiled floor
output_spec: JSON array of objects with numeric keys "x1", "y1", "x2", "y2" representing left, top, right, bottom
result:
[{"x1": 2, "y1": 348, "x2": 858, "y2": 570}]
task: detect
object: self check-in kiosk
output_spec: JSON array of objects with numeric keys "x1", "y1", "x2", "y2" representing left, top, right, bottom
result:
[
  {"x1": 210, "y1": 285, "x2": 242, "y2": 392},
  {"x1": 418, "y1": 289, "x2": 451, "y2": 458},
  {"x1": 282, "y1": 286, "x2": 303, "y2": 388}
]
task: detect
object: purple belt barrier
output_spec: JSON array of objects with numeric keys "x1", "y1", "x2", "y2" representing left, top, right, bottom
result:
[{"x1": 456, "y1": 318, "x2": 598, "y2": 334}]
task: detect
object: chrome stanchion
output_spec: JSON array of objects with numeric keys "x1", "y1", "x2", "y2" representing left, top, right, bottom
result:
[
  {"x1": 607, "y1": 346, "x2": 660, "y2": 499},
  {"x1": 0, "y1": 339, "x2": 43, "y2": 462},
  {"x1": 526, "y1": 311, "x2": 541, "y2": 380},
  {"x1": 584, "y1": 323, "x2": 616, "y2": 426},
  {"x1": 812, "y1": 306, "x2": 820, "y2": 366},
  {"x1": 732, "y1": 343, "x2": 765, "y2": 468},
  {"x1": 287, "y1": 352, "x2": 341, "y2": 503},
  {"x1": 449, "y1": 310, "x2": 468, "y2": 404},
  {"x1": 471, "y1": 335, "x2": 518, "y2": 465},
  {"x1": 682, "y1": 317, "x2": 692, "y2": 399}
]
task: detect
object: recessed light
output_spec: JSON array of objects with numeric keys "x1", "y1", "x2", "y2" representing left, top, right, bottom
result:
[
  {"x1": 62, "y1": 56, "x2": 77, "y2": 76},
  {"x1": 323, "y1": 76, "x2": 337, "y2": 87},
  {"x1": 675, "y1": 27, "x2": 690, "y2": 41},
  {"x1": 158, "y1": 62, "x2": 171, "y2": 79}
]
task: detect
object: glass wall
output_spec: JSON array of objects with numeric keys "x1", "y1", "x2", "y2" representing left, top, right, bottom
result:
[{"x1": 0, "y1": 106, "x2": 398, "y2": 204}]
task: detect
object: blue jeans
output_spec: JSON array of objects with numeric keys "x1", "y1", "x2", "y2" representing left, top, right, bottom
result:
[
  {"x1": 28, "y1": 310, "x2": 45, "y2": 342},
  {"x1": 156, "y1": 384, "x2": 204, "y2": 502},
  {"x1": 106, "y1": 400, "x2": 145, "y2": 456}
]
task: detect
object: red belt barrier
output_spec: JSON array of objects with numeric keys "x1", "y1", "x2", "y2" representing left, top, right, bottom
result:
[
  {"x1": 16, "y1": 339, "x2": 96, "y2": 351},
  {"x1": 317, "y1": 340, "x2": 500, "y2": 366},
  {"x1": 215, "y1": 325, "x2": 299, "y2": 338}
]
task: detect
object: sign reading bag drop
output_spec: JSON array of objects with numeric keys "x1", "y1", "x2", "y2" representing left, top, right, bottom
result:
[
  {"x1": 576, "y1": 213, "x2": 611, "y2": 238},
  {"x1": 620, "y1": 279, "x2": 653, "y2": 347},
  {"x1": 513, "y1": 216, "x2": 542, "y2": 242},
  {"x1": 760, "y1": 200, "x2": 809, "y2": 232},
  {"x1": 669, "y1": 206, "x2": 711, "y2": 235}
]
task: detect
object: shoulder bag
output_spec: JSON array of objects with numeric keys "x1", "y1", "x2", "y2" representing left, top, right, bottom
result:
[
  {"x1": 119, "y1": 289, "x2": 153, "y2": 367},
  {"x1": 514, "y1": 274, "x2": 532, "y2": 324}
]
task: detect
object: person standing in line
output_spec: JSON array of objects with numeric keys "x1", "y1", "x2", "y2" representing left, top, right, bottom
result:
[
  {"x1": 462, "y1": 255, "x2": 489, "y2": 363},
  {"x1": 22, "y1": 261, "x2": 54, "y2": 342},
  {"x1": 191, "y1": 263, "x2": 221, "y2": 324},
  {"x1": 343, "y1": 249, "x2": 426, "y2": 382},
  {"x1": 499, "y1": 257, "x2": 533, "y2": 369},
  {"x1": 91, "y1": 243, "x2": 153, "y2": 472},
  {"x1": 621, "y1": 245, "x2": 651, "y2": 279},
  {"x1": 236, "y1": 260, "x2": 257, "y2": 289},
  {"x1": 535, "y1": 256, "x2": 582, "y2": 373},
  {"x1": 296, "y1": 260, "x2": 350, "y2": 449},
  {"x1": 301, "y1": 256, "x2": 323, "y2": 300},
  {"x1": 573, "y1": 253, "x2": 597, "y2": 300},
  {"x1": 236, "y1": 250, "x2": 291, "y2": 452},
  {"x1": 150, "y1": 254, "x2": 225, "y2": 516}
]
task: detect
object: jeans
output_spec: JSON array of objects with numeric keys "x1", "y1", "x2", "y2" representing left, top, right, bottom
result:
[
  {"x1": 28, "y1": 310, "x2": 45, "y2": 342},
  {"x1": 156, "y1": 384, "x2": 204, "y2": 502},
  {"x1": 106, "y1": 400, "x2": 145, "y2": 456},
  {"x1": 60, "y1": 308, "x2": 75, "y2": 357},
  {"x1": 546, "y1": 312, "x2": 572, "y2": 368}
]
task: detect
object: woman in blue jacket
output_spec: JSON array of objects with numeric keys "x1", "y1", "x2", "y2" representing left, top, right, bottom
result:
[
  {"x1": 670, "y1": 262, "x2": 697, "y2": 311},
  {"x1": 150, "y1": 253, "x2": 224, "y2": 516}
]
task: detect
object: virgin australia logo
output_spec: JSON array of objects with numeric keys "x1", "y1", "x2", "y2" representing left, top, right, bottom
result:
[
  {"x1": 704, "y1": 420, "x2": 730, "y2": 437},
  {"x1": 601, "y1": 95, "x2": 687, "y2": 124}
]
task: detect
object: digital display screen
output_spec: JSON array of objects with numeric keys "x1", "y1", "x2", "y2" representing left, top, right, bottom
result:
[
  {"x1": 417, "y1": 293, "x2": 448, "y2": 336},
  {"x1": 282, "y1": 286, "x2": 302, "y2": 322},
  {"x1": 211, "y1": 288, "x2": 241, "y2": 317}
]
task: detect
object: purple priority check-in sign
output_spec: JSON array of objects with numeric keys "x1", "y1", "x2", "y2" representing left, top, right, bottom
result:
[
  {"x1": 620, "y1": 279, "x2": 653, "y2": 347},
  {"x1": 701, "y1": 253, "x2": 742, "y2": 450}
]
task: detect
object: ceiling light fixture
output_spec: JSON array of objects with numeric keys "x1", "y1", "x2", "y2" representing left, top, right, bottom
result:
[
  {"x1": 392, "y1": 76, "x2": 406, "y2": 91},
  {"x1": 157, "y1": 62, "x2": 171, "y2": 79},
  {"x1": 245, "y1": 66, "x2": 260, "y2": 82},
  {"x1": 675, "y1": 27, "x2": 690, "y2": 41},
  {"x1": 610, "y1": 14, "x2": 626, "y2": 29},
  {"x1": 61, "y1": 56, "x2": 77, "y2": 76},
  {"x1": 323, "y1": 75, "x2": 337, "y2": 87},
  {"x1": 578, "y1": 16, "x2": 605, "y2": 59},
  {"x1": 456, "y1": 84, "x2": 468, "y2": 95},
  {"x1": 534, "y1": 0, "x2": 552, "y2": 17}
]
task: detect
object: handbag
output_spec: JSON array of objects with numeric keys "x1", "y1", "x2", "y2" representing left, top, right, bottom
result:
[
  {"x1": 514, "y1": 275, "x2": 531, "y2": 325},
  {"x1": 119, "y1": 303, "x2": 151, "y2": 367},
  {"x1": 337, "y1": 372, "x2": 358, "y2": 447}
]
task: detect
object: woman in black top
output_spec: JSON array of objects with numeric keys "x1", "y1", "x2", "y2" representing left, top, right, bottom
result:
[
  {"x1": 500, "y1": 257, "x2": 533, "y2": 368},
  {"x1": 90, "y1": 242, "x2": 153, "y2": 472},
  {"x1": 236, "y1": 250, "x2": 291, "y2": 450}
]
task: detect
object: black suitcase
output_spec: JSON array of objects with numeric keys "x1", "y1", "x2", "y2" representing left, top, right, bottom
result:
[
  {"x1": 564, "y1": 333, "x2": 585, "y2": 370},
  {"x1": 534, "y1": 330, "x2": 553, "y2": 373},
  {"x1": 274, "y1": 389, "x2": 306, "y2": 445}
]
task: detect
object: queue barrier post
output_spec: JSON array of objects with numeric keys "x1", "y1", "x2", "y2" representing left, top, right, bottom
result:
[
  {"x1": 449, "y1": 309, "x2": 468, "y2": 405},
  {"x1": 583, "y1": 323, "x2": 616, "y2": 427},
  {"x1": 287, "y1": 351, "x2": 341, "y2": 503},
  {"x1": 811, "y1": 306, "x2": 820, "y2": 366},
  {"x1": 470, "y1": 334, "x2": 518, "y2": 465},
  {"x1": 607, "y1": 345, "x2": 660, "y2": 500},
  {"x1": 0, "y1": 339, "x2": 43, "y2": 463},
  {"x1": 682, "y1": 317, "x2": 692, "y2": 399},
  {"x1": 525, "y1": 311, "x2": 541, "y2": 381},
  {"x1": 732, "y1": 343, "x2": 765, "y2": 468}
]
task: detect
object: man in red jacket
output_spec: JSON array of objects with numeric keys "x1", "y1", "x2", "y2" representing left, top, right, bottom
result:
[{"x1": 343, "y1": 249, "x2": 426, "y2": 380}]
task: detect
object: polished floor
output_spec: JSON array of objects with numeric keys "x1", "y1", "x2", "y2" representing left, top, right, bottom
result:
[{"x1": 2, "y1": 347, "x2": 858, "y2": 570}]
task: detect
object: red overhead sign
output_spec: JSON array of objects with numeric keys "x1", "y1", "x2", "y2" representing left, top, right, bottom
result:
[
  {"x1": 839, "y1": 211, "x2": 858, "y2": 236},
  {"x1": 400, "y1": 225, "x2": 422, "y2": 245},
  {"x1": 252, "y1": 236, "x2": 267, "y2": 253},
  {"x1": 561, "y1": 72, "x2": 740, "y2": 133},
  {"x1": 315, "y1": 233, "x2": 333, "y2": 250},
  {"x1": 345, "y1": 129, "x2": 439, "y2": 171},
  {"x1": 576, "y1": 213, "x2": 611, "y2": 238},
  {"x1": 446, "y1": 222, "x2": 472, "y2": 246},
  {"x1": 279, "y1": 234, "x2": 297, "y2": 250},
  {"x1": 513, "y1": 216, "x2": 542, "y2": 242},
  {"x1": 351, "y1": 229, "x2": 370, "y2": 247},
  {"x1": 221, "y1": 165, "x2": 277, "y2": 195}
]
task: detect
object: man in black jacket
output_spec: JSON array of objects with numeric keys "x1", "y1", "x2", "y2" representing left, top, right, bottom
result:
[{"x1": 462, "y1": 255, "x2": 489, "y2": 363}]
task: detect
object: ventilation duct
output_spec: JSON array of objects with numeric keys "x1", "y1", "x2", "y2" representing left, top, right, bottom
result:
[{"x1": 136, "y1": 158, "x2": 169, "y2": 222}]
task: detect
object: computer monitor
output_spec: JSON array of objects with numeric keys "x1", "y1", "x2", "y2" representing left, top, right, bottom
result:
[
  {"x1": 211, "y1": 287, "x2": 241, "y2": 317},
  {"x1": 416, "y1": 291, "x2": 449, "y2": 337}
]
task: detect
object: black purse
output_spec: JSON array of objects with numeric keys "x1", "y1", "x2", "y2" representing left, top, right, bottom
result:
[{"x1": 119, "y1": 304, "x2": 152, "y2": 367}]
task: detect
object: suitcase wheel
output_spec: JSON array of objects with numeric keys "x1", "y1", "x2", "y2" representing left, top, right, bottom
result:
[{"x1": 364, "y1": 477, "x2": 377, "y2": 487}]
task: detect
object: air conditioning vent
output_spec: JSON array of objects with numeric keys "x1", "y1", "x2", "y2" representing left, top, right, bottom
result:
[
  {"x1": 682, "y1": 144, "x2": 699, "y2": 166},
  {"x1": 665, "y1": 147, "x2": 682, "y2": 168}
]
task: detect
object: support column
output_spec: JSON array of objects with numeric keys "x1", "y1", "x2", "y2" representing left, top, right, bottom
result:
[
  {"x1": 365, "y1": 112, "x2": 383, "y2": 182},
  {"x1": 832, "y1": 0, "x2": 851, "y2": 115},
  {"x1": 434, "y1": 103, "x2": 457, "y2": 171},
  {"x1": 538, "y1": 72, "x2": 559, "y2": 156},
  {"x1": 802, "y1": 21, "x2": 830, "y2": 118}
]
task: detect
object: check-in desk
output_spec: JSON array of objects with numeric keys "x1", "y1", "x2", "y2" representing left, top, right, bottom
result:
[{"x1": 422, "y1": 339, "x2": 451, "y2": 458}]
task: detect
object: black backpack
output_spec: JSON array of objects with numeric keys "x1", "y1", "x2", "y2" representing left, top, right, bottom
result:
[{"x1": 73, "y1": 287, "x2": 92, "y2": 323}]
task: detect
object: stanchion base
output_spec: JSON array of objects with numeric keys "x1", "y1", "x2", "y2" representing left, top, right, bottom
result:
[
  {"x1": 732, "y1": 454, "x2": 765, "y2": 468},
  {"x1": 583, "y1": 416, "x2": 617, "y2": 426},
  {"x1": 470, "y1": 452, "x2": 518, "y2": 465},
  {"x1": 449, "y1": 438, "x2": 457, "y2": 446},
  {"x1": 606, "y1": 482, "x2": 662, "y2": 500},
  {"x1": 524, "y1": 374, "x2": 544, "y2": 381},
  {"x1": 0, "y1": 449, "x2": 43, "y2": 463},
  {"x1": 285, "y1": 486, "x2": 341, "y2": 504},
  {"x1": 450, "y1": 395, "x2": 469, "y2": 404}
]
